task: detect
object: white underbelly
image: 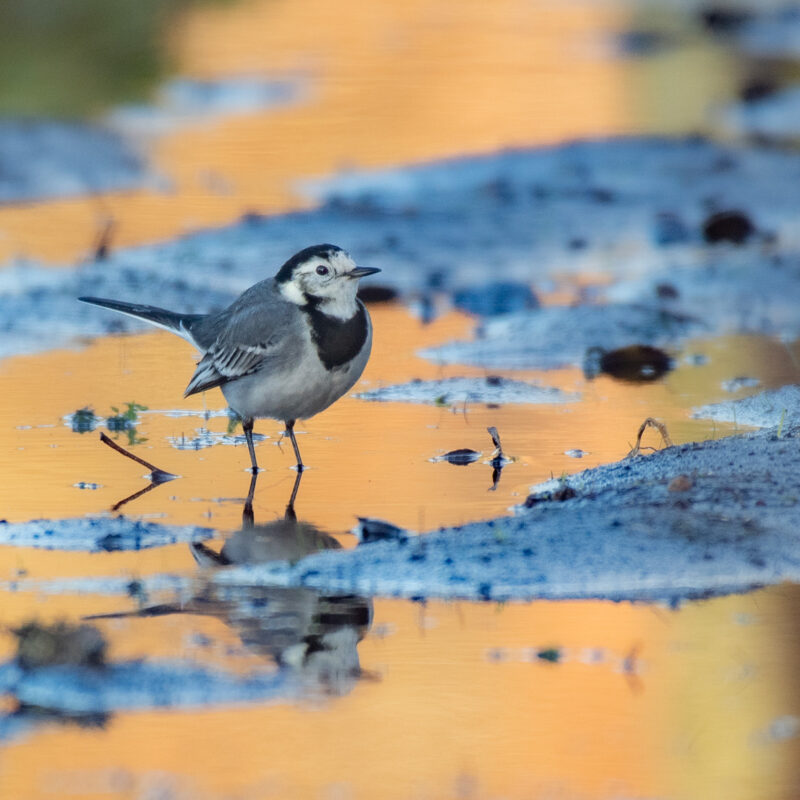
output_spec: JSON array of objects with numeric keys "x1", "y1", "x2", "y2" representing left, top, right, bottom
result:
[{"x1": 221, "y1": 338, "x2": 370, "y2": 422}]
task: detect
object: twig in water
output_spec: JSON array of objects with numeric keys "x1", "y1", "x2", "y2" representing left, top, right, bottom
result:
[
  {"x1": 487, "y1": 426, "x2": 507, "y2": 491},
  {"x1": 626, "y1": 417, "x2": 673, "y2": 458},
  {"x1": 92, "y1": 216, "x2": 116, "y2": 261},
  {"x1": 487, "y1": 426, "x2": 504, "y2": 460},
  {"x1": 99, "y1": 432, "x2": 176, "y2": 484},
  {"x1": 110, "y1": 481, "x2": 165, "y2": 513}
]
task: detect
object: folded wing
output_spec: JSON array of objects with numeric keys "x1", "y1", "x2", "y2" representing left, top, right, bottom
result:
[{"x1": 184, "y1": 283, "x2": 301, "y2": 397}]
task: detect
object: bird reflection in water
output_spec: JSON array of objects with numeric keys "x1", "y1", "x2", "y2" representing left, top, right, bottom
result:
[
  {"x1": 94, "y1": 471, "x2": 374, "y2": 698},
  {"x1": 190, "y1": 471, "x2": 374, "y2": 696}
]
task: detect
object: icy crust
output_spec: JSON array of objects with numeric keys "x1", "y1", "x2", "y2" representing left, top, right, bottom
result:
[
  {"x1": 720, "y1": 87, "x2": 800, "y2": 142},
  {"x1": 0, "y1": 659, "x2": 291, "y2": 719},
  {"x1": 0, "y1": 517, "x2": 214, "y2": 552},
  {"x1": 735, "y1": 10, "x2": 800, "y2": 59},
  {"x1": 422, "y1": 303, "x2": 703, "y2": 369},
  {"x1": 354, "y1": 376, "x2": 579, "y2": 405},
  {"x1": 426, "y1": 255, "x2": 800, "y2": 369},
  {"x1": 212, "y1": 425, "x2": 800, "y2": 603},
  {"x1": 4, "y1": 137, "x2": 800, "y2": 359},
  {"x1": 0, "y1": 119, "x2": 145, "y2": 204},
  {"x1": 605, "y1": 251, "x2": 800, "y2": 341},
  {"x1": 693, "y1": 385, "x2": 800, "y2": 428},
  {"x1": 107, "y1": 76, "x2": 301, "y2": 136}
]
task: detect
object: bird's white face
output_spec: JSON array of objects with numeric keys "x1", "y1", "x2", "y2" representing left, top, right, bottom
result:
[{"x1": 280, "y1": 249, "x2": 369, "y2": 318}]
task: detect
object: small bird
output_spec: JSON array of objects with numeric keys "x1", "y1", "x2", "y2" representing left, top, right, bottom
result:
[{"x1": 79, "y1": 244, "x2": 380, "y2": 472}]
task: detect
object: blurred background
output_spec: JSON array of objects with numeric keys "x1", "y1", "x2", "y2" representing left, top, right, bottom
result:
[{"x1": 2, "y1": 0, "x2": 794, "y2": 263}]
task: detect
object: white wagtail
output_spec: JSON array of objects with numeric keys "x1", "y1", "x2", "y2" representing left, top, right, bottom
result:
[{"x1": 79, "y1": 244, "x2": 380, "y2": 472}]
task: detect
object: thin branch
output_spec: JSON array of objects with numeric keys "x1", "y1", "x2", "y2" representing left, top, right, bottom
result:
[
  {"x1": 99, "y1": 432, "x2": 176, "y2": 483},
  {"x1": 626, "y1": 418, "x2": 673, "y2": 458}
]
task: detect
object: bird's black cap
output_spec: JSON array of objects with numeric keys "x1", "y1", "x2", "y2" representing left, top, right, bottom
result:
[{"x1": 275, "y1": 244, "x2": 343, "y2": 283}]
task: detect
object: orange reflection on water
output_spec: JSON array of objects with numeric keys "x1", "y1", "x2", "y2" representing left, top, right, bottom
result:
[
  {"x1": 0, "y1": 0, "x2": 630, "y2": 264},
  {"x1": 1, "y1": 589, "x2": 799, "y2": 800}
]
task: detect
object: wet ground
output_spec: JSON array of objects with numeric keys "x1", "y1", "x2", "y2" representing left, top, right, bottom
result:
[{"x1": 3, "y1": 1, "x2": 800, "y2": 798}]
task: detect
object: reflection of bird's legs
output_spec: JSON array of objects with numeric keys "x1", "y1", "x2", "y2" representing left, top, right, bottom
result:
[
  {"x1": 285, "y1": 419, "x2": 304, "y2": 471},
  {"x1": 285, "y1": 469, "x2": 304, "y2": 522},
  {"x1": 242, "y1": 468, "x2": 302, "y2": 525},
  {"x1": 242, "y1": 470, "x2": 259, "y2": 528}
]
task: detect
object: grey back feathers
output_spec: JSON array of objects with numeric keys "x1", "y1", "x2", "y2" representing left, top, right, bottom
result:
[{"x1": 183, "y1": 279, "x2": 303, "y2": 397}]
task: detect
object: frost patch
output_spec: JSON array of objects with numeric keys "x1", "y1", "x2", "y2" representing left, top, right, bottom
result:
[
  {"x1": 0, "y1": 659, "x2": 291, "y2": 718},
  {"x1": 107, "y1": 76, "x2": 302, "y2": 136},
  {"x1": 0, "y1": 119, "x2": 145, "y2": 204},
  {"x1": 355, "y1": 376, "x2": 579, "y2": 405},
  {"x1": 719, "y1": 87, "x2": 800, "y2": 143},
  {"x1": 0, "y1": 517, "x2": 214, "y2": 552},
  {"x1": 693, "y1": 385, "x2": 800, "y2": 428},
  {"x1": 422, "y1": 304, "x2": 701, "y2": 369}
]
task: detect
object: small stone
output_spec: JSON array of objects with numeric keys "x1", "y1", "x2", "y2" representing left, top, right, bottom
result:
[{"x1": 668, "y1": 475, "x2": 693, "y2": 492}]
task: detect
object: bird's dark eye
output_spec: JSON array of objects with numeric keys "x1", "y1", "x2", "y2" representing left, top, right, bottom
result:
[{"x1": 316, "y1": 265, "x2": 329, "y2": 276}]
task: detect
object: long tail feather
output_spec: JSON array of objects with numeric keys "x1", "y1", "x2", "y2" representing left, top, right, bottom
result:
[{"x1": 79, "y1": 296, "x2": 204, "y2": 345}]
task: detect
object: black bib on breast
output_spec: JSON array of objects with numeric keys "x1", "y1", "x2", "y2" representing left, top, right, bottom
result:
[{"x1": 302, "y1": 300, "x2": 369, "y2": 371}]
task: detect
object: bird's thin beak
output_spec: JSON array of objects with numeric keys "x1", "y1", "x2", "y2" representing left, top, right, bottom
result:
[{"x1": 348, "y1": 266, "x2": 381, "y2": 278}]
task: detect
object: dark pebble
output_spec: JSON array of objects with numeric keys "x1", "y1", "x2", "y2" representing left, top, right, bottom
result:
[
  {"x1": 584, "y1": 345, "x2": 672, "y2": 383},
  {"x1": 702, "y1": 209, "x2": 756, "y2": 245},
  {"x1": 442, "y1": 448, "x2": 481, "y2": 466},
  {"x1": 699, "y1": 7, "x2": 752, "y2": 33}
]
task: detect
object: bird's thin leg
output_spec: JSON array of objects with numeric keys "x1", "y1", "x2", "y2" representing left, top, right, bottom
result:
[
  {"x1": 285, "y1": 419, "x2": 304, "y2": 472},
  {"x1": 242, "y1": 417, "x2": 259, "y2": 474}
]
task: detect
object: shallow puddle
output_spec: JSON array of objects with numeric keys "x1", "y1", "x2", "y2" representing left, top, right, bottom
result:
[
  {"x1": 1, "y1": 0, "x2": 799, "y2": 797},
  {"x1": 2, "y1": 309, "x2": 800, "y2": 797}
]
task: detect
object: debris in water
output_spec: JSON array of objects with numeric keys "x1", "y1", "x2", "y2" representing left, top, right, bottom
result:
[
  {"x1": 99, "y1": 432, "x2": 176, "y2": 486},
  {"x1": 627, "y1": 417, "x2": 673, "y2": 458},
  {"x1": 536, "y1": 647, "x2": 561, "y2": 664},
  {"x1": 435, "y1": 448, "x2": 482, "y2": 466},
  {"x1": 106, "y1": 401, "x2": 149, "y2": 445},
  {"x1": 702, "y1": 209, "x2": 757, "y2": 245},
  {"x1": 70, "y1": 407, "x2": 98, "y2": 433},
  {"x1": 564, "y1": 449, "x2": 588, "y2": 458},
  {"x1": 105, "y1": 402, "x2": 147, "y2": 431},
  {"x1": 699, "y1": 7, "x2": 751, "y2": 34},
  {"x1": 13, "y1": 621, "x2": 107, "y2": 670},
  {"x1": 584, "y1": 345, "x2": 672, "y2": 382},
  {"x1": 721, "y1": 376, "x2": 761, "y2": 393},
  {"x1": 486, "y1": 426, "x2": 511, "y2": 491},
  {"x1": 91, "y1": 217, "x2": 116, "y2": 262},
  {"x1": 353, "y1": 518, "x2": 411, "y2": 545}
]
